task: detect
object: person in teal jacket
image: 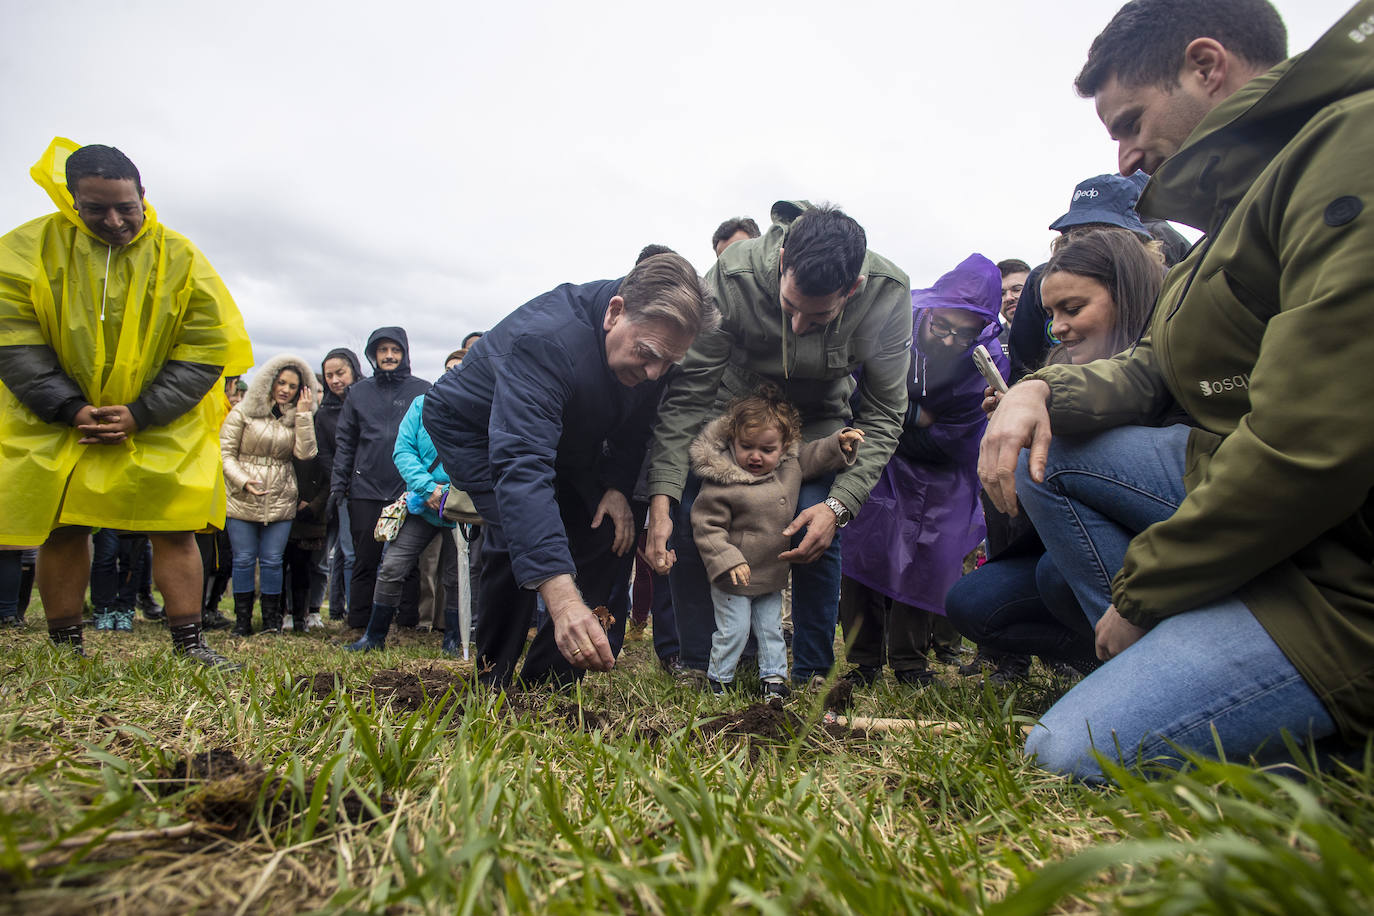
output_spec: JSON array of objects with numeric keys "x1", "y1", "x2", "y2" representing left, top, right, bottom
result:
[{"x1": 345, "y1": 393, "x2": 463, "y2": 654}]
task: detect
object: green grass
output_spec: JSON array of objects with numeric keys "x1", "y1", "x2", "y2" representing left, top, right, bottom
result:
[{"x1": 1, "y1": 610, "x2": 1371, "y2": 914}]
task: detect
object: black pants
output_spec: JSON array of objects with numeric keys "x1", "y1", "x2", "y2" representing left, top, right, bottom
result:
[
  {"x1": 347, "y1": 498, "x2": 420, "y2": 628},
  {"x1": 197, "y1": 529, "x2": 232, "y2": 611},
  {"x1": 470, "y1": 483, "x2": 627, "y2": 688},
  {"x1": 839, "y1": 575, "x2": 941, "y2": 672}
]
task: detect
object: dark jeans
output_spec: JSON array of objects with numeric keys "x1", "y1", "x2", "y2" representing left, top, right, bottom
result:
[
  {"x1": 348, "y1": 498, "x2": 420, "y2": 628},
  {"x1": 327, "y1": 500, "x2": 354, "y2": 616},
  {"x1": 470, "y1": 483, "x2": 627, "y2": 688},
  {"x1": 610, "y1": 501, "x2": 679, "y2": 661},
  {"x1": 91, "y1": 529, "x2": 148, "y2": 610},
  {"x1": 945, "y1": 551, "x2": 1098, "y2": 673},
  {"x1": 0, "y1": 550, "x2": 33, "y2": 620},
  {"x1": 669, "y1": 471, "x2": 841, "y2": 682}
]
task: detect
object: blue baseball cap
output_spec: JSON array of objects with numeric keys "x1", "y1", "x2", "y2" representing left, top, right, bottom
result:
[{"x1": 1048, "y1": 171, "x2": 1151, "y2": 239}]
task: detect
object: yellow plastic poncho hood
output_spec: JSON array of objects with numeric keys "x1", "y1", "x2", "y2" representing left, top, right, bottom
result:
[{"x1": 0, "y1": 137, "x2": 254, "y2": 544}]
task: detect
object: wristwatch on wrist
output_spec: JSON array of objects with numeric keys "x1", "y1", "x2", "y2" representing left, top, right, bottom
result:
[{"x1": 823, "y1": 496, "x2": 852, "y2": 528}]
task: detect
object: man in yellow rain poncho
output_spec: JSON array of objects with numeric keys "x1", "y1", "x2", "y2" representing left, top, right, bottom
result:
[{"x1": 0, "y1": 138, "x2": 253, "y2": 666}]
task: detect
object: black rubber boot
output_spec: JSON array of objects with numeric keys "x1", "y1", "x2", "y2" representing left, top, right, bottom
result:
[
  {"x1": 345, "y1": 603, "x2": 396, "y2": 652},
  {"x1": 232, "y1": 591, "x2": 255, "y2": 637},
  {"x1": 258, "y1": 593, "x2": 284, "y2": 634},
  {"x1": 441, "y1": 608, "x2": 461, "y2": 657},
  {"x1": 170, "y1": 621, "x2": 240, "y2": 671}
]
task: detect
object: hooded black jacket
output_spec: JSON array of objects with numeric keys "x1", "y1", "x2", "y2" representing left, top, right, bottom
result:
[
  {"x1": 329, "y1": 328, "x2": 430, "y2": 503},
  {"x1": 315, "y1": 346, "x2": 363, "y2": 475}
]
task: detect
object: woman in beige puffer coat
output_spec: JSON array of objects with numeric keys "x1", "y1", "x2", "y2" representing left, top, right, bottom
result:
[{"x1": 221, "y1": 353, "x2": 320, "y2": 635}]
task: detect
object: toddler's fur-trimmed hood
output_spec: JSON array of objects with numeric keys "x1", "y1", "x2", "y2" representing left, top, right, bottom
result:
[
  {"x1": 689, "y1": 414, "x2": 799, "y2": 486},
  {"x1": 240, "y1": 353, "x2": 322, "y2": 419}
]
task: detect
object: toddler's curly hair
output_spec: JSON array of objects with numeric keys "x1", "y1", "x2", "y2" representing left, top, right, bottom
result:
[{"x1": 724, "y1": 383, "x2": 802, "y2": 450}]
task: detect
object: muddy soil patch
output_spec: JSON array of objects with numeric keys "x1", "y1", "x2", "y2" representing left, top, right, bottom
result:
[
  {"x1": 156, "y1": 748, "x2": 393, "y2": 837},
  {"x1": 367, "y1": 666, "x2": 474, "y2": 712},
  {"x1": 700, "y1": 699, "x2": 866, "y2": 750}
]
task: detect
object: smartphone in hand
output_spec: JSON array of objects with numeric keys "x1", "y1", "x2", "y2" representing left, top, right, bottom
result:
[{"x1": 972, "y1": 344, "x2": 1009, "y2": 394}]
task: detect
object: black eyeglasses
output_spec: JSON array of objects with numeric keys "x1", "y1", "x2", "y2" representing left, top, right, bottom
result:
[{"x1": 927, "y1": 315, "x2": 980, "y2": 345}]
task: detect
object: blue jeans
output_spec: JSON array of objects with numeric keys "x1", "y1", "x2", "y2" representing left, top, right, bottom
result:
[
  {"x1": 1016, "y1": 425, "x2": 1335, "y2": 780},
  {"x1": 944, "y1": 551, "x2": 1097, "y2": 673},
  {"x1": 671, "y1": 471, "x2": 841, "y2": 683},
  {"x1": 328, "y1": 500, "x2": 354, "y2": 614},
  {"x1": 708, "y1": 585, "x2": 787, "y2": 684},
  {"x1": 226, "y1": 517, "x2": 294, "y2": 595}
]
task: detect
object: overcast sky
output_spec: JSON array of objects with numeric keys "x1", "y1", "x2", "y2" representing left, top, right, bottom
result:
[{"x1": 1, "y1": 0, "x2": 1353, "y2": 378}]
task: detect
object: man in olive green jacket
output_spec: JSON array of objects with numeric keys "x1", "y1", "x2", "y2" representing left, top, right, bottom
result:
[
  {"x1": 646, "y1": 203, "x2": 912, "y2": 684},
  {"x1": 981, "y1": 0, "x2": 1374, "y2": 780}
]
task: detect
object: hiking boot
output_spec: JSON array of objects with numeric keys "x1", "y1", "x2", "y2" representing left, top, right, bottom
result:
[
  {"x1": 93, "y1": 607, "x2": 115, "y2": 631},
  {"x1": 345, "y1": 603, "x2": 396, "y2": 652},
  {"x1": 893, "y1": 667, "x2": 936, "y2": 688},
  {"x1": 673, "y1": 667, "x2": 708, "y2": 690},
  {"x1": 304, "y1": 612, "x2": 324, "y2": 632},
  {"x1": 625, "y1": 619, "x2": 647, "y2": 641},
  {"x1": 657, "y1": 653, "x2": 682, "y2": 674},
  {"x1": 138, "y1": 595, "x2": 165, "y2": 622},
  {"x1": 111, "y1": 607, "x2": 135, "y2": 632},
  {"x1": 957, "y1": 651, "x2": 997, "y2": 677},
  {"x1": 170, "y1": 622, "x2": 241, "y2": 672},
  {"x1": 231, "y1": 591, "x2": 255, "y2": 636},
  {"x1": 707, "y1": 678, "x2": 727, "y2": 696},
  {"x1": 932, "y1": 647, "x2": 963, "y2": 665},
  {"x1": 840, "y1": 665, "x2": 881, "y2": 686},
  {"x1": 48, "y1": 624, "x2": 85, "y2": 655},
  {"x1": 762, "y1": 679, "x2": 791, "y2": 700},
  {"x1": 202, "y1": 607, "x2": 232, "y2": 631}
]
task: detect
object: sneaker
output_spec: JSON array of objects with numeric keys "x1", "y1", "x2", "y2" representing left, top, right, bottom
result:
[
  {"x1": 932, "y1": 648, "x2": 963, "y2": 665},
  {"x1": 805, "y1": 674, "x2": 829, "y2": 691},
  {"x1": 0, "y1": 614, "x2": 24, "y2": 629},
  {"x1": 93, "y1": 608, "x2": 115, "y2": 631},
  {"x1": 174, "y1": 633, "x2": 242, "y2": 672},
  {"x1": 112, "y1": 608, "x2": 135, "y2": 632},
  {"x1": 839, "y1": 665, "x2": 881, "y2": 686},
  {"x1": 282, "y1": 615, "x2": 295, "y2": 632},
  {"x1": 304, "y1": 612, "x2": 324, "y2": 632},
  {"x1": 707, "y1": 678, "x2": 727, "y2": 695},
  {"x1": 657, "y1": 653, "x2": 682, "y2": 674},
  {"x1": 762, "y1": 679, "x2": 791, "y2": 700},
  {"x1": 201, "y1": 608, "x2": 232, "y2": 631},
  {"x1": 893, "y1": 667, "x2": 936, "y2": 688}
]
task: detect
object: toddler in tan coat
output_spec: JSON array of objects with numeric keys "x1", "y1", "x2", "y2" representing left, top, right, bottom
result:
[{"x1": 690, "y1": 388, "x2": 861, "y2": 695}]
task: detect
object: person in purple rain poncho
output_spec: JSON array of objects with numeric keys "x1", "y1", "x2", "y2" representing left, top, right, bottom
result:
[{"x1": 837, "y1": 254, "x2": 1007, "y2": 687}]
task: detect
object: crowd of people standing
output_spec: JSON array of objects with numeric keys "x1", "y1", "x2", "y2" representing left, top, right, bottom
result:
[{"x1": 3, "y1": 0, "x2": 1373, "y2": 784}]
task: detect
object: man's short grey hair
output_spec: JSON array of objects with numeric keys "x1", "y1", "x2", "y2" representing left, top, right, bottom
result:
[{"x1": 619, "y1": 252, "x2": 720, "y2": 340}]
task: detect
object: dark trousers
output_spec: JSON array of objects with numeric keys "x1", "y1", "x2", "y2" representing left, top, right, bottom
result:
[
  {"x1": 283, "y1": 539, "x2": 319, "y2": 618},
  {"x1": 610, "y1": 501, "x2": 679, "y2": 661},
  {"x1": 470, "y1": 484, "x2": 627, "y2": 688},
  {"x1": 0, "y1": 550, "x2": 33, "y2": 620},
  {"x1": 197, "y1": 529, "x2": 232, "y2": 611},
  {"x1": 347, "y1": 498, "x2": 420, "y2": 628},
  {"x1": 91, "y1": 530, "x2": 148, "y2": 610},
  {"x1": 839, "y1": 575, "x2": 938, "y2": 672}
]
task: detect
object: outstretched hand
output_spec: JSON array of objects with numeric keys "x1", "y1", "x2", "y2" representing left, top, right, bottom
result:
[
  {"x1": 591, "y1": 488, "x2": 634, "y2": 556},
  {"x1": 778, "y1": 502, "x2": 837, "y2": 564}
]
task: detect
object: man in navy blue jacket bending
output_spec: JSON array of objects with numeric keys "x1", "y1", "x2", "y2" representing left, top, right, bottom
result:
[{"x1": 424, "y1": 253, "x2": 717, "y2": 687}]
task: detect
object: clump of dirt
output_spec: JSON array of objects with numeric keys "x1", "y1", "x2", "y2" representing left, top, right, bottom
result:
[
  {"x1": 701, "y1": 699, "x2": 865, "y2": 749},
  {"x1": 157, "y1": 748, "x2": 393, "y2": 837},
  {"x1": 824, "y1": 680, "x2": 855, "y2": 713},
  {"x1": 367, "y1": 666, "x2": 473, "y2": 712},
  {"x1": 299, "y1": 671, "x2": 344, "y2": 701}
]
